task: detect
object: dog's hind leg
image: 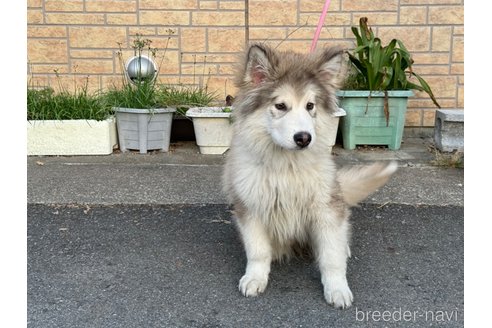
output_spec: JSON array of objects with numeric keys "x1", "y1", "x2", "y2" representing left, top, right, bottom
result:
[
  {"x1": 237, "y1": 216, "x2": 272, "y2": 297},
  {"x1": 312, "y1": 216, "x2": 353, "y2": 309}
]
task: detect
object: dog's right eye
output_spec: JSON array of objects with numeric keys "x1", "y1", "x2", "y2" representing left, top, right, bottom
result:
[{"x1": 275, "y1": 103, "x2": 287, "y2": 111}]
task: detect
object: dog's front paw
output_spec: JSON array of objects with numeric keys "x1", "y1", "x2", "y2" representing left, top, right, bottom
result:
[
  {"x1": 239, "y1": 274, "x2": 268, "y2": 297},
  {"x1": 324, "y1": 279, "x2": 353, "y2": 309}
]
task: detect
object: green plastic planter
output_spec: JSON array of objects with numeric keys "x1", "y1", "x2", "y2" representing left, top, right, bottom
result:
[{"x1": 336, "y1": 90, "x2": 413, "y2": 150}]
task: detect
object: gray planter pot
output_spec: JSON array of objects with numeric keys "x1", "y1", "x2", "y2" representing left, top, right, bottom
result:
[{"x1": 113, "y1": 107, "x2": 176, "y2": 154}]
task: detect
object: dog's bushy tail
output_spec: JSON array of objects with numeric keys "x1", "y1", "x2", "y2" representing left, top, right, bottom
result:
[{"x1": 337, "y1": 161, "x2": 398, "y2": 207}]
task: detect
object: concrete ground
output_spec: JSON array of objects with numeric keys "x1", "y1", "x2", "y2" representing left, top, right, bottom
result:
[{"x1": 27, "y1": 138, "x2": 464, "y2": 327}]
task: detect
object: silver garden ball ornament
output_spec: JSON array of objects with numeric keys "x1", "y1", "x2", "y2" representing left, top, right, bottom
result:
[{"x1": 125, "y1": 55, "x2": 157, "y2": 83}]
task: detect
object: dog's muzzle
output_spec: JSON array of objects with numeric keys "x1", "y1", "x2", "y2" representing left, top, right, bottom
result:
[{"x1": 293, "y1": 132, "x2": 312, "y2": 148}]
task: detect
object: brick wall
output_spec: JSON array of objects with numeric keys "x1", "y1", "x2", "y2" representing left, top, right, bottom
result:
[{"x1": 27, "y1": 0, "x2": 464, "y2": 127}]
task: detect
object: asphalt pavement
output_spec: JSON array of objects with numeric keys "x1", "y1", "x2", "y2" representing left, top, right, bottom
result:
[{"x1": 27, "y1": 138, "x2": 464, "y2": 328}]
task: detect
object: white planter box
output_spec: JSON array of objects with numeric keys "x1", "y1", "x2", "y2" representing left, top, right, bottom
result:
[
  {"x1": 27, "y1": 117, "x2": 117, "y2": 156},
  {"x1": 186, "y1": 107, "x2": 233, "y2": 154},
  {"x1": 326, "y1": 106, "x2": 346, "y2": 153}
]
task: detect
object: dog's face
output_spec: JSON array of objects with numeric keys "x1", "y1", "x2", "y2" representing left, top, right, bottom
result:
[
  {"x1": 268, "y1": 83, "x2": 318, "y2": 150},
  {"x1": 235, "y1": 44, "x2": 345, "y2": 150}
]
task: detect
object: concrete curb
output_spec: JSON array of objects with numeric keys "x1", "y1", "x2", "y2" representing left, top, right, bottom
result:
[{"x1": 27, "y1": 140, "x2": 463, "y2": 207}]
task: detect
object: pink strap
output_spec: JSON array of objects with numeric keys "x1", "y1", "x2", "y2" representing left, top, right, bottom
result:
[{"x1": 310, "y1": 0, "x2": 332, "y2": 53}]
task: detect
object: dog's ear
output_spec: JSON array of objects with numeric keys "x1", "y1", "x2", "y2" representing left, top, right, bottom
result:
[
  {"x1": 315, "y1": 47, "x2": 347, "y2": 88},
  {"x1": 244, "y1": 44, "x2": 277, "y2": 86}
]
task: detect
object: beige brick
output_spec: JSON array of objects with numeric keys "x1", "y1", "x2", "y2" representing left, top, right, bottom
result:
[
  {"x1": 28, "y1": 26, "x2": 67, "y2": 38},
  {"x1": 157, "y1": 28, "x2": 178, "y2": 36},
  {"x1": 140, "y1": 0, "x2": 197, "y2": 9},
  {"x1": 412, "y1": 65, "x2": 449, "y2": 75},
  {"x1": 450, "y1": 63, "x2": 463, "y2": 75},
  {"x1": 454, "y1": 26, "x2": 464, "y2": 35},
  {"x1": 85, "y1": 0, "x2": 137, "y2": 12},
  {"x1": 160, "y1": 76, "x2": 199, "y2": 86},
  {"x1": 351, "y1": 13, "x2": 397, "y2": 26},
  {"x1": 45, "y1": 0, "x2": 83, "y2": 11},
  {"x1": 317, "y1": 39, "x2": 353, "y2": 50},
  {"x1": 129, "y1": 27, "x2": 156, "y2": 36},
  {"x1": 432, "y1": 26, "x2": 452, "y2": 51},
  {"x1": 181, "y1": 54, "x2": 238, "y2": 63},
  {"x1": 27, "y1": 9, "x2": 43, "y2": 24},
  {"x1": 422, "y1": 109, "x2": 437, "y2": 126},
  {"x1": 27, "y1": 75, "x2": 51, "y2": 89},
  {"x1": 117, "y1": 50, "x2": 142, "y2": 62},
  {"x1": 412, "y1": 53, "x2": 450, "y2": 65},
  {"x1": 71, "y1": 59, "x2": 114, "y2": 74},
  {"x1": 300, "y1": 13, "x2": 351, "y2": 26},
  {"x1": 405, "y1": 110, "x2": 422, "y2": 126},
  {"x1": 275, "y1": 40, "x2": 312, "y2": 53},
  {"x1": 377, "y1": 27, "x2": 430, "y2": 51},
  {"x1": 29, "y1": 64, "x2": 69, "y2": 74},
  {"x1": 192, "y1": 11, "x2": 244, "y2": 26},
  {"x1": 70, "y1": 50, "x2": 114, "y2": 59},
  {"x1": 457, "y1": 85, "x2": 464, "y2": 108},
  {"x1": 300, "y1": 0, "x2": 340, "y2": 12},
  {"x1": 208, "y1": 28, "x2": 245, "y2": 52},
  {"x1": 107, "y1": 14, "x2": 138, "y2": 25},
  {"x1": 452, "y1": 36, "x2": 464, "y2": 62},
  {"x1": 429, "y1": 6, "x2": 464, "y2": 24},
  {"x1": 140, "y1": 11, "x2": 190, "y2": 25},
  {"x1": 181, "y1": 28, "x2": 207, "y2": 52},
  {"x1": 205, "y1": 76, "x2": 236, "y2": 96},
  {"x1": 161, "y1": 37, "x2": 181, "y2": 50},
  {"x1": 217, "y1": 63, "x2": 236, "y2": 75},
  {"x1": 27, "y1": 39, "x2": 68, "y2": 63},
  {"x1": 27, "y1": 0, "x2": 43, "y2": 8},
  {"x1": 415, "y1": 76, "x2": 457, "y2": 98},
  {"x1": 342, "y1": 0, "x2": 397, "y2": 11},
  {"x1": 50, "y1": 75, "x2": 102, "y2": 93},
  {"x1": 249, "y1": 0, "x2": 297, "y2": 26},
  {"x1": 180, "y1": 54, "x2": 199, "y2": 64},
  {"x1": 219, "y1": 1, "x2": 245, "y2": 10},
  {"x1": 70, "y1": 27, "x2": 127, "y2": 48},
  {"x1": 45, "y1": 13, "x2": 105, "y2": 24},
  {"x1": 181, "y1": 64, "x2": 218, "y2": 75},
  {"x1": 400, "y1": 6, "x2": 427, "y2": 25},
  {"x1": 401, "y1": 0, "x2": 462, "y2": 4},
  {"x1": 155, "y1": 50, "x2": 180, "y2": 74},
  {"x1": 287, "y1": 27, "x2": 344, "y2": 40},
  {"x1": 408, "y1": 98, "x2": 455, "y2": 109},
  {"x1": 200, "y1": 1, "x2": 218, "y2": 9},
  {"x1": 101, "y1": 76, "x2": 125, "y2": 91},
  {"x1": 249, "y1": 28, "x2": 286, "y2": 40},
  {"x1": 138, "y1": 37, "x2": 179, "y2": 51}
]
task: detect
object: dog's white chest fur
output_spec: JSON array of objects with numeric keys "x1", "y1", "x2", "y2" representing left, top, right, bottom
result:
[{"x1": 228, "y1": 145, "x2": 338, "y2": 246}]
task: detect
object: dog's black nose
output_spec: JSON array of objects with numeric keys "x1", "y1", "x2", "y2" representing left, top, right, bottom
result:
[{"x1": 293, "y1": 132, "x2": 312, "y2": 148}]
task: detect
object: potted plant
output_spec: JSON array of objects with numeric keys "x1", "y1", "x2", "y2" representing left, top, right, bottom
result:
[
  {"x1": 27, "y1": 79, "x2": 117, "y2": 156},
  {"x1": 337, "y1": 17, "x2": 440, "y2": 150},
  {"x1": 185, "y1": 104, "x2": 233, "y2": 155},
  {"x1": 108, "y1": 34, "x2": 176, "y2": 154},
  {"x1": 157, "y1": 85, "x2": 217, "y2": 142}
]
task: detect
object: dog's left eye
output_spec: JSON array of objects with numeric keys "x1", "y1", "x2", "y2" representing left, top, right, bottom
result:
[
  {"x1": 306, "y1": 102, "x2": 314, "y2": 111},
  {"x1": 275, "y1": 103, "x2": 287, "y2": 111}
]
